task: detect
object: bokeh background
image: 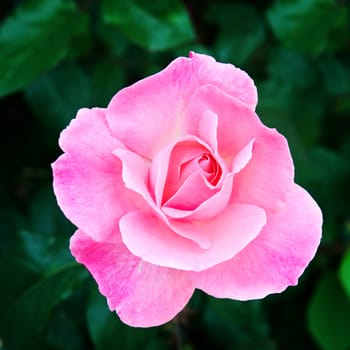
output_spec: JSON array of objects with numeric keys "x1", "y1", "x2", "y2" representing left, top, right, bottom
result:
[{"x1": 1, "y1": 0, "x2": 350, "y2": 349}]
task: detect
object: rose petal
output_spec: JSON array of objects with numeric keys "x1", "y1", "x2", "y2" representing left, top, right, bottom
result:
[
  {"x1": 168, "y1": 220, "x2": 212, "y2": 249},
  {"x1": 190, "y1": 184, "x2": 322, "y2": 299},
  {"x1": 188, "y1": 52, "x2": 257, "y2": 110},
  {"x1": 113, "y1": 146, "x2": 213, "y2": 249},
  {"x1": 106, "y1": 52, "x2": 257, "y2": 158},
  {"x1": 112, "y1": 148, "x2": 156, "y2": 211},
  {"x1": 231, "y1": 139, "x2": 255, "y2": 174},
  {"x1": 186, "y1": 84, "x2": 294, "y2": 211},
  {"x1": 198, "y1": 110, "x2": 218, "y2": 151},
  {"x1": 163, "y1": 139, "x2": 254, "y2": 222},
  {"x1": 232, "y1": 128, "x2": 293, "y2": 212},
  {"x1": 163, "y1": 140, "x2": 210, "y2": 203},
  {"x1": 150, "y1": 143, "x2": 173, "y2": 207},
  {"x1": 70, "y1": 230, "x2": 194, "y2": 327},
  {"x1": 163, "y1": 171, "x2": 217, "y2": 211},
  {"x1": 52, "y1": 108, "x2": 140, "y2": 243},
  {"x1": 162, "y1": 172, "x2": 234, "y2": 221},
  {"x1": 150, "y1": 136, "x2": 221, "y2": 207},
  {"x1": 58, "y1": 108, "x2": 125, "y2": 155},
  {"x1": 119, "y1": 204, "x2": 266, "y2": 272}
]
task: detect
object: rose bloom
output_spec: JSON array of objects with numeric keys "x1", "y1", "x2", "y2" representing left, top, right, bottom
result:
[{"x1": 52, "y1": 52, "x2": 322, "y2": 327}]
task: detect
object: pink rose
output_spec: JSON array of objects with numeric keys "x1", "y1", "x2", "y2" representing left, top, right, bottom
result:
[{"x1": 52, "y1": 52, "x2": 322, "y2": 327}]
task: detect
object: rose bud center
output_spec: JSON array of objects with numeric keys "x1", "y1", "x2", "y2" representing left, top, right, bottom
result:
[{"x1": 162, "y1": 141, "x2": 223, "y2": 211}]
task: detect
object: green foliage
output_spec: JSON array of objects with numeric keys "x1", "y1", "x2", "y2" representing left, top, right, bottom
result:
[
  {"x1": 267, "y1": 0, "x2": 349, "y2": 55},
  {"x1": 0, "y1": 185, "x2": 88, "y2": 350},
  {"x1": 339, "y1": 250, "x2": 350, "y2": 299},
  {"x1": 308, "y1": 272, "x2": 350, "y2": 350},
  {"x1": 101, "y1": 0, "x2": 195, "y2": 51},
  {"x1": 318, "y1": 56, "x2": 350, "y2": 96},
  {"x1": 208, "y1": 3, "x2": 266, "y2": 66},
  {"x1": 1, "y1": 0, "x2": 350, "y2": 349},
  {"x1": 25, "y1": 63, "x2": 92, "y2": 132},
  {"x1": 196, "y1": 298, "x2": 276, "y2": 349},
  {"x1": 0, "y1": 0, "x2": 88, "y2": 97}
]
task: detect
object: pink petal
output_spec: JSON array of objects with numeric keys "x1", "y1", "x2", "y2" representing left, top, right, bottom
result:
[
  {"x1": 186, "y1": 85, "x2": 294, "y2": 211},
  {"x1": 112, "y1": 148, "x2": 155, "y2": 210},
  {"x1": 169, "y1": 220, "x2": 212, "y2": 249},
  {"x1": 232, "y1": 128, "x2": 293, "y2": 212},
  {"x1": 113, "y1": 146, "x2": 212, "y2": 249},
  {"x1": 150, "y1": 136, "x2": 221, "y2": 207},
  {"x1": 163, "y1": 171, "x2": 217, "y2": 211},
  {"x1": 231, "y1": 139, "x2": 255, "y2": 174},
  {"x1": 162, "y1": 139, "x2": 210, "y2": 203},
  {"x1": 198, "y1": 110, "x2": 218, "y2": 151},
  {"x1": 106, "y1": 52, "x2": 257, "y2": 158},
  {"x1": 163, "y1": 140, "x2": 254, "y2": 221},
  {"x1": 70, "y1": 230, "x2": 194, "y2": 327},
  {"x1": 52, "y1": 108, "x2": 141, "y2": 243},
  {"x1": 162, "y1": 172, "x2": 234, "y2": 221},
  {"x1": 188, "y1": 52, "x2": 257, "y2": 110},
  {"x1": 190, "y1": 185, "x2": 322, "y2": 299},
  {"x1": 119, "y1": 204, "x2": 266, "y2": 272},
  {"x1": 58, "y1": 108, "x2": 125, "y2": 155},
  {"x1": 149, "y1": 143, "x2": 173, "y2": 207}
]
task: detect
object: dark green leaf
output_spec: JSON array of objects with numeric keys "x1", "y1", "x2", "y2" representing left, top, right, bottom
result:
[
  {"x1": 266, "y1": 49, "x2": 316, "y2": 89},
  {"x1": 25, "y1": 63, "x2": 92, "y2": 132},
  {"x1": 18, "y1": 264, "x2": 87, "y2": 322},
  {"x1": 301, "y1": 148, "x2": 350, "y2": 220},
  {"x1": 318, "y1": 56, "x2": 350, "y2": 96},
  {"x1": 339, "y1": 250, "x2": 350, "y2": 299},
  {"x1": 0, "y1": 257, "x2": 38, "y2": 309},
  {"x1": 91, "y1": 57, "x2": 125, "y2": 107},
  {"x1": 45, "y1": 308, "x2": 85, "y2": 350},
  {"x1": 29, "y1": 185, "x2": 75, "y2": 236},
  {"x1": 209, "y1": 4, "x2": 266, "y2": 66},
  {"x1": 308, "y1": 272, "x2": 350, "y2": 350},
  {"x1": 267, "y1": 0, "x2": 349, "y2": 55},
  {"x1": 1, "y1": 263, "x2": 88, "y2": 350},
  {"x1": 199, "y1": 299, "x2": 275, "y2": 350},
  {"x1": 18, "y1": 229, "x2": 73, "y2": 274},
  {"x1": 0, "y1": 0, "x2": 88, "y2": 97},
  {"x1": 0, "y1": 206, "x2": 25, "y2": 256},
  {"x1": 98, "y1": 23, "x2": 130, "y2": 57},
  {"x1": 18, "y1": 185, "x2": 76, "y2": 274},
  {"x1": 101, "y1": 0, "x2": 195, "y2": 51}
]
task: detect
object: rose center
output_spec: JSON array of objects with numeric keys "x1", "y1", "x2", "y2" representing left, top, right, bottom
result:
[
  {"x1": 198, "y1": 153, "x2": 221, "y2": 186},
  {"x1": 198, "y1": 154, "x2": 213, "y2": 172},
  {"x1": 162, "y1": 140, "x2": 223, "y2": 207}
]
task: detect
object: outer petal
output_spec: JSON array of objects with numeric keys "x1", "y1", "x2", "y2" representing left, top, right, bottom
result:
[
  {"x1": 186, "y1": 85, "x2": 294, "y2": 211},
  {"x1": 189, "y1": 52, "x2": 258, "y2": 110},
  {"x1": 106, "y1": 52, "x2": 257, "y2": 158},
  {"x1": 52, "y1": 108, "x2": 142, "y2": 243},
  {"x1": 191, "y1": 185, "x2": 322, "y2": 299},
  {"x1": 119, "y1": 204, "x2": 266, "y2": 272},
  {"x1": 70, "y1": 230, "x2": 194, "y2": 327}
]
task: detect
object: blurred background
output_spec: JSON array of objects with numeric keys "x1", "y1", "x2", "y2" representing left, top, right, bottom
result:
[{"x1": 1, "y1": 0, "x2": 350, "y2": 349}]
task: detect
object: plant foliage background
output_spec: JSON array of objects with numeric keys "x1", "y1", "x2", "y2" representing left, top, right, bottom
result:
[{"x1": 1, "y1": 0, "x2": 350, "y2": 349}]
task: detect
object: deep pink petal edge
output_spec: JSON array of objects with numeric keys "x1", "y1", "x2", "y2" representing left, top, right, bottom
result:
[{"x1": 70, "y1": 230, "x2": 194, "y2": 327}]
